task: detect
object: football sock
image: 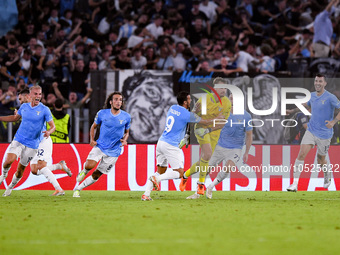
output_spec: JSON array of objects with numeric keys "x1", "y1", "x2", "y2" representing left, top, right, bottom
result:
[
  {"x1": 8, "y1": 174, "x2": 21, "y2": 189},
  {"x1": 1, "y1": 166, "x2": 10, "y2": 176},
  {"x1": 293, "y1": 159, "x2": 304, "y2": 185},
  {"x1": 158, "y1": 170, "x2": 180, "y2": 181},
  {"x1": 37, "y1": 167, "x2": 62, "y2": 190},
  {"x1": 198, "y1": 159, "x2": 209, "y2": 183},
  {"x1": 77, "y1": 176, "x2": 96, "y2": 191},
  {"x1": 144, "y1": 172, "x2": 159, "y2": 196},
  {"x1": 184, "y1": 161, "x2": 198, "y2": 178},
  {"x1": 47, "y1": 163, "x2": 61, "y2": 171},
  {"x1": 208, "y1": 171, "x2": 230, "y2": 189}
]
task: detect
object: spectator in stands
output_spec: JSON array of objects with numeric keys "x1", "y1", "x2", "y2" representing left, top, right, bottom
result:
[
  {"x1": 156, "y1": 44, "x2": 173, "y2": 70},
  {"x1": 171, "y1": 25, "x2": 191, "y2": 47},
  {"x1": 312, "y1": 0, "x2": 339, "y2": 58},
  {"x1": 84, "y1": 45, "x2": 102, "y2": 66},
  {"x1": 1, "y1": 83, "x2": 17, "y2": 111},
  {"x1": 19, "y1": 49, "x2": 32, "y2": 72},
  {"x1": 172, "y1": 42, "x2": 187, "y2": 72},
  {"x1": 145, "y1": 46, "x2": 159, "y2": 69},
  {"x1": 199, "y1": 0, "x2": 227, "y2": 25},
  {"x1": 28, "y1": 44, "x2": 44, "y2": 85},
  {"x1": 69, "y1": 55, "x2": 88, "y2": 99},
  {"x1": 112, "y1": 48, "x2": 131, "y2": 70},
  {"x1": 189, "y1": 17, "x2": 208, "y2": 45},
  {"x1": 148, "y1": 0, "x2": 167, "y2": 20},
  {"x1": 188, "y1": 0, "x2": 211, "y2": 35},
  {"x1": 145, "y1": 14, "x2": 164, "y2": 40},
  {"x1": 98, "y1": 50, "x2": 111, "y2": 70},
  {"x1": 53, "y1": 82, "x2": 93, "y2": 109},
  {"x1": 1, "y1": 48, "x2": 20, "y2": 86},
  {"x1": 235, "y1": 45, "x2": 262, "y2": 73},
  {"x1": 130, "y1": 48, "x2": 147, "y2": 70},
  {"x1": 195, "y1": 59, "x2": 211, "y2": 72},
  {"x1": 258, "y1": 44, "x2": 276, "y2": 73}
]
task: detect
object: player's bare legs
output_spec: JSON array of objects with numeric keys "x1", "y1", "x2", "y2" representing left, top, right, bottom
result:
[
  {"x1": 2, "y1": 163, "x2": 26, "y2": 197},
  {"x1": 76, "y1": 159, "x2": 97, "y2": 183},
  {"x1": 0, "y1": 153, "x2": 17, "y2": 185},
  {"x1": 30, "y1": 160, "x2": 65, "y2": 196},
  {"x1": 206, "y1": 160, "x2": 234, "y2": 199},
  {"x1": 287, "y1": 144, "x2": 313, "y2": 192}
]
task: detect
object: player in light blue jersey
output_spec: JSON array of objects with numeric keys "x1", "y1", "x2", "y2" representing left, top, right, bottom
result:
[
  {"x1": 142, "y1": 91, "x2": 214, "y2": 201},
  {"x1": 0, "y1": 85, "x2": 56, "y2": 196},
  {"x1": 73, "y1": 92, "x2": 131, "y2": 198},
  {"x1": 287, "y1": 74, "x2": 340, "y2": 192},
  {"x1": 204, "y1": 94, "x2": 253, "y2": 199}
]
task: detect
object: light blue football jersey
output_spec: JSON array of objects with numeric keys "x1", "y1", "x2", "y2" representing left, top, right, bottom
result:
[
  {"x1": 218, "y1": 110, "x2": 252, "y2": 149},
  {"x1": 15, "y1": 102, "x2": 53, "y2": 149},
  {"x1": 95, "y1": 109, "x2": 131, "y2": 157},
  {"x1": 159, "y1": 105, "x2": 201, "y2": 147},
  {"x1": 307, "y1": 90, "x2": 340, "y2": 139}
]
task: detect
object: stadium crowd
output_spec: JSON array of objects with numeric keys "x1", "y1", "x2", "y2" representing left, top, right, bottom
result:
[{"x1": 0, "y1": 0, "x2": 340, "y2": 126}]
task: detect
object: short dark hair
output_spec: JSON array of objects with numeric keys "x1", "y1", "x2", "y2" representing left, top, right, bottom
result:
[
  {"x1": 19, "y1": 88, "x2": 30, "y2": 95},
  {"x1": 316, "y1": 73, "x2": 326, "y2": 79},
  {"x1": 55, "y1": 98, "x2": 64, "y2": 109},
  {"x1": 177, "y1": 91, "x2": 189, "y2": 106}
]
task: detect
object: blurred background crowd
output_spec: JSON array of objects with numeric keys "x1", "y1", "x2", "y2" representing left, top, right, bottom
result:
[{"x1": 0, "y1": 0, "x2": 340, "y2": 143}]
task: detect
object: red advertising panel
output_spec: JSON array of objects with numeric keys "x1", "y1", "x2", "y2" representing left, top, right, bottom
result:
[{"x1": 1, "y1": 144, "x2": 339, "y2": 191}]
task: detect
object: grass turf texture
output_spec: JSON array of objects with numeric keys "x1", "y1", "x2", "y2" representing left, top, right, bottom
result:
[{"x1": 1, "y1": 191, "x2": 340, "y2": 255}]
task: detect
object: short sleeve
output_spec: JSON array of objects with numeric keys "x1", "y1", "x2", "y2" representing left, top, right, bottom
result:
[
  {"x1": 94, "y1": 110, "x2": 102, "y2": 125},
  {"x1": 189, "y1": 112, "x2": 201, "y2": 123},
  {"x1": 331, "y1": 95, "x2": 340, "y2": 109},
  {"x1": 125, "y1": 114, "x2": 131, "y2": 130},
  {"x1": 245, "y1": 113, "x2": 253, "y2": 131},
  {"x1": 45, "y1": 107, "x2": 53, "y2": 122}
]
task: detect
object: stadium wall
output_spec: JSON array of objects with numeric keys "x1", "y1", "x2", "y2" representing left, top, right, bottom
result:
[{"x1": 1, "y1": 143, "x2": 340, "y2": 191}]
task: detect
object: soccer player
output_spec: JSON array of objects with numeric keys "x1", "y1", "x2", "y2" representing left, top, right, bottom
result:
[
  {"x1": 12, "y1": 89, "x2": 72, "y2": 196},
  {"x1": 179, "y1": 77, "x2": 231, "y2": 198},
  {"x1": 287, "y1": 73, "x2": 340, "y2": 192},
  {"x1": 204, "y1": 93, "x2": 253, "y2": 199},
  {"x1": 73, "y1": 92, "x2": 131, "y2": 197},
  {"x1": 142, "y1": 91, "x2": 213, "y2": 201},
  {"x1": 0, "y1": 85, "x2": 56, "y2": 196}
]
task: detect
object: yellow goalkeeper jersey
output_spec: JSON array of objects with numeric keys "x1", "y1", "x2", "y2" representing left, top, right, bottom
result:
[{"x1": 196, "y1": 94, "x2": 231, "y2": 129}]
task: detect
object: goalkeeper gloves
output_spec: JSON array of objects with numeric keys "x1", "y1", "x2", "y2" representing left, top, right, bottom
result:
[
  {"x1": 194, "y1": 128, "x2": 211, "y2": 138},
  {"x1": 179, "y1": 134, "x2": 189, "y2": 149}
]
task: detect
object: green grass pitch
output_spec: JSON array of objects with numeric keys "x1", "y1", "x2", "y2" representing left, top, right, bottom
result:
[{"x1": 1, "y1": 190, "x2": 340, "y2": 255}]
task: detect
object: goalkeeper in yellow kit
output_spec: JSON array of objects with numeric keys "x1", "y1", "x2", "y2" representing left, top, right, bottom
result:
[{"x1": 179, "y1": 77, "x2": 231, "y2": 198}]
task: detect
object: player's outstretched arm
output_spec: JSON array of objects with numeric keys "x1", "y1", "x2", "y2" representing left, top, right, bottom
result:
[
  {"x1": 243, "y1": 130, "x2": 253, "y2": 163},
  {"x1": 0, "y1": 114, "x2": 21, "y2": 122},
  {"x1": 325, "y1": 110, "x2": 340, "y2": 129},
  {"x1": 89, "y1": 122, "x2": 98, "y2": 147},
  {"x1": 120, "y1": 129, "x2": 129, "y2": 147}
]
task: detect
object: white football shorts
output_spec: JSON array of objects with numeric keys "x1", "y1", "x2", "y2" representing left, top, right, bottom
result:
[
  {"x1": 30, "y1": 137, "x2": 53, "y2": 165},
  {"x1": 301, "y1": 130, "x2": 331, "y2": 156},
  {"x1": 87, "y1": 146, "x2": 119, "y2": 174},
  {"x1": 156, "y1": 140, "x2": 184, "y2": 169},
  {"x1": 7, "y1": 140, "x2": 38, "y2": 167},
  {"x1": 209, "y1": 145, "x2": 242, "y2": 166}
]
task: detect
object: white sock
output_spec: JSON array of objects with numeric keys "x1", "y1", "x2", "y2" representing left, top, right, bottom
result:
[
  {"x1": 8, "y1": 174, "x2": 21, "y2": 189},
  {"x1": 158, "y1": 170, "x2": 180, "y2": 181},
  {"x1": 76, "y1": 176, "x2": 96, "y2": 191},
  {"x1": 2, "y1": 166, "x2": 10, "y2": 176},
  {"x1": 47, "y1": 163, "x2": 61, "y2": 171},
  {"x1": 144, "y1": 172, "x2": 160, "y2": 196},
  {"x1": 37, "y1": 167, "x2": 62, "y2": 190},
  {"x1": 209, "y1": 171, "x2": 230, "y2": 189},
  {"x1": 293, "y1": 159, "x2": 304, "y2": 185}
]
